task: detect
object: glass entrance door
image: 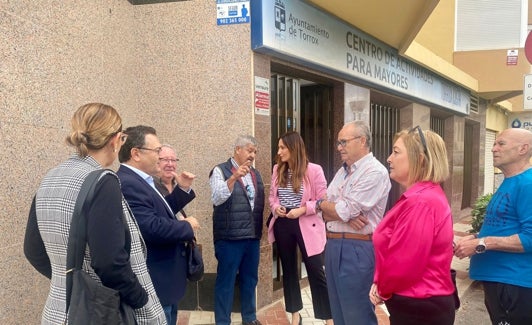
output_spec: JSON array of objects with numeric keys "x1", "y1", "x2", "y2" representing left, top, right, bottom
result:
[
  {"x1": 271, "y1": 75, "x2": 300, "y2": 159},
  {"x1": 270, "y1": 74, "x2": 333, "y2": 291},
  {"x1": 270, "y1": 74, "x2": 300, "y2": 290}
]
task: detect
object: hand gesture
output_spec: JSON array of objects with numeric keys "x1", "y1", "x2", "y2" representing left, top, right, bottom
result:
[
  {"x1": 233, "y1": 161, "x2": 252, "y2": 179},
  {"x1": 184, "y1": 216, "x2": 200, "y2": 231},
  {"x1": 285, "y1": 207, "x2": 305, "y2": 219},
  {"x1": 453, "y1": 234, "x2": 478, "y2": 259},
  {"x1": 174, "y1": 171, "x2": 196, "y2": 190}
]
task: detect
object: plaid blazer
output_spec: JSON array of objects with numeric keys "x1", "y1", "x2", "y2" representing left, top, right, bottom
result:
[{"x1": 34, "y1": 155, "x2": 166, "y2": 324}]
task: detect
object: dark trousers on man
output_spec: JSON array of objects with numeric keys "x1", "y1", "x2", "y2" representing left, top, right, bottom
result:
[
  {"x1": 214, "y1": 239, "x2": 260, "y2": 325},
  {"x1": 325, "y1": 238, "x2": 376, "y2": 325},
  {"x1": 483, "y1": 281, "x2": 532, "y2": 325},
  {"x1": 273, "y1": 217, "x2": 332, "y2": 319},
  {"x1": 162, "y1": 303, "x2": 178, "y2": 325}
]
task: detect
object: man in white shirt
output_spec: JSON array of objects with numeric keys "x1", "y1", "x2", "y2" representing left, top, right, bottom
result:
[{"x1": 318, "y1": 121, "x2": 391, "y2": 325}]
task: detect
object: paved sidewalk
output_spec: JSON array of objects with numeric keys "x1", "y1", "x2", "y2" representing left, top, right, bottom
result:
[
  {"x1": 178, "y1": 214, "x2": 474, "y2": 325},
  {"x1": 177, "y1": 289, "x2": 390, "y2": 325},
  {"x1": 452, "y1": 214, "x2": 475, "y2": 305}
]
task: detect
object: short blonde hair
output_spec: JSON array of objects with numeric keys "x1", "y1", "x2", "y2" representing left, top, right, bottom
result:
[
  {"x1": 394, "y1": 127, "x2": 449, "y2": 185},
  {"x1": 65, "y1": 103, "x2": 122, "y2": 157}
]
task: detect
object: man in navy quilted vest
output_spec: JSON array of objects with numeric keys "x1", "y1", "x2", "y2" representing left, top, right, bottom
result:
[{"x1": 209, "y1": 135, "x2": 265, "y2": 325}]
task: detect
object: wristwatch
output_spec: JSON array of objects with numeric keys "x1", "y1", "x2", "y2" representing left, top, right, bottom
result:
[
  {"x1": 475, "y1": 238, "x2": 487, "y2": 254},
  {"x1": 316, "y1": 199, "x2": 325, "y2": 212}
]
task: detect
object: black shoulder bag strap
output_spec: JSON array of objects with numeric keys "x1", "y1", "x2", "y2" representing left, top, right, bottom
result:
[{"x1": 65, "y1": 169, "x2": 107, "y2": 313}]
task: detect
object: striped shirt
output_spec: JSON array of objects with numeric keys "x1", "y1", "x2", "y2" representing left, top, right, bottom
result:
[
  {"x1": 326, "y1": 152, "x2": 391, "y2": 234},
  {"x1": 277, "y1": 170, "x2": 304, "y2": 208}
]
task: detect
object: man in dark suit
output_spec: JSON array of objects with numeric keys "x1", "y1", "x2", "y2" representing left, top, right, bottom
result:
[{"x1": 117, "y1": 125, "x2": 199, "y2": 325}]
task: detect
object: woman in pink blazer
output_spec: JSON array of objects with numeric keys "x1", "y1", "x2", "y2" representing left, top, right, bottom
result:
[{"x1": 268, "y1": 131, "x2": 333, "y2": 325}]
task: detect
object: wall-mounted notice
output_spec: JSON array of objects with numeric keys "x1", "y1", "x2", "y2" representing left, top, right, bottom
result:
[
  {"x1": 254, "y1": 76, "x2": 270, "y2": 116},
  {"x1": 217, "y1": 0, "x2": 250, "y2": 25}
]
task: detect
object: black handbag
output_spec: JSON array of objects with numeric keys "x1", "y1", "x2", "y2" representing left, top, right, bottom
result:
[
  {"x1": 266, "y1": 212, "x2": 273, "y2": 228},
  {"x1": 66, "y1": 169, "x2": 136, "y2": 325},
  {"x1": 450, "y1": 268, "x2": 460, "y2": 310},
  {"x1": 186, "y1": 237, "x2": 204, "y2": 282}
]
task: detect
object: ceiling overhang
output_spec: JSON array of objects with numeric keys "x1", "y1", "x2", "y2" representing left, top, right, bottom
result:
[
  {"x1": 304, "y1": 0, "x2": 528, "y2": 109},
  {"x1": 302, "y1": 1, "x2": 477, "y2": 92},
  {"x1": 304, "y1": 0, "x2": 439, "y2": 52}
]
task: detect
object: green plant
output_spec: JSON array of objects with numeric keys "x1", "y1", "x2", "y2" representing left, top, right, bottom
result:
[{"x1": 469, "y1": 193, "x2": 493, "y2": 234}]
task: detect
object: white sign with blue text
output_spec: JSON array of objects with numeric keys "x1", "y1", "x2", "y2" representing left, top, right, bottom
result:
[
  {"x1": 217, "y1": 0, "x2": 250, "y2": 25},
  {"x1": 250, "y1": 0, "x2": 470, "y2": 115},
  {"x1": 509, "y1": 111, "x2": 532, "y2": 131}
]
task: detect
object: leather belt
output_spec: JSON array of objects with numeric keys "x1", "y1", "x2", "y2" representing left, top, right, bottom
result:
[{"x1": 326, "y1": 231, "x2": 372, "y2": 241}]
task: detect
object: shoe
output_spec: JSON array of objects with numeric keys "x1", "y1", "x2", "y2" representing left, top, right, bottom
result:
[{"x1": 243, "y1": 320, "x2": 262, "y2": 325}]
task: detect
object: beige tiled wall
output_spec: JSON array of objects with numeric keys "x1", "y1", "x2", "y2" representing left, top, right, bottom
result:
[{"x1": 1, "y1": 0, "x2": 263, "y2": 322}]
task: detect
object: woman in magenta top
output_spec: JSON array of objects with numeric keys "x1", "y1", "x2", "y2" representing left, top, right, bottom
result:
[
  {"x1": 370, "y1": 126, "x2": 456, "y2": 325},
  {"x1": 268, "y1": 131, "x2": 332, "y2": 325}
]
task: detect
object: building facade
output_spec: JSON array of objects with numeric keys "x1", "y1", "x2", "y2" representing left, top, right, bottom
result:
[{"x1": 3, "y1": 0, "x2": 527, "y2": 322}]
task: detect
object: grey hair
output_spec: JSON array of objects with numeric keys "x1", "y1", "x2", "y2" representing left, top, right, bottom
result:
[
  {"x1": 346, "y1": 120, "x2": 372, "y2": 149},
  {"x1": 161, "y1": 144, "x2": 176, "y2": 152},
  {"x1": 234, "y1": 135, "x2": 258, "y2": 148}
]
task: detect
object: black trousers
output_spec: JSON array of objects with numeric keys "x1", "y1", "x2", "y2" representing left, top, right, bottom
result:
[
  {"x1": 385, "y1": 293, "x2": 455, "y2": 325},
  {"x1": 483, "y1": 281, "x2": 532, "y2": 325},
  {"x1": 273, "y1": 217, "x2": 332, "y2": 319}
]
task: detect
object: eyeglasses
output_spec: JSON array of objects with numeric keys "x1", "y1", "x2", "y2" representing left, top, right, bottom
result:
[
  {"x1": 336, "y1": 136, "x2": 362, "y2": 148},
  {"x1": 409, "y1": 125, "x2": 428, "y2": 155},
  {"x1": 136, "y1": 146, "x2": 162, "y2": 154},
  {"x1": 159, "y1": 158, "x2": 179, "y2": 164},
  {"x1": 109, "y1": 126, "x2": 123, "y2": 141}
]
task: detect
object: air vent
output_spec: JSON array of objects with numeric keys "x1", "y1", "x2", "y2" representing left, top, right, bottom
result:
[{"x1": 469, "y1": 93, "x2": 479, "y2": 113}]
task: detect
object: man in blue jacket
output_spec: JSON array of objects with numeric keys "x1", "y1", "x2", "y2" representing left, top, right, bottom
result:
[
  {"x1": 118, "y1": 125, "x2": 199, "y2": 325},
  {"x1": 209, "y1": 135, "x2": 265, "y2": 325}
]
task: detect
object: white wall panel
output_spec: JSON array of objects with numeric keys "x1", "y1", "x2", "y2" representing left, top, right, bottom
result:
[
  {"x1": 484, "y1": 130, "x2": 496, "y2": 194},
  {"x1": 456, "y1": 0, "x2": 527, "y2": 51}
]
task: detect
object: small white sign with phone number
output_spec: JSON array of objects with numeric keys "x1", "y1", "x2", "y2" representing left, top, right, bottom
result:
[{"x1": 217, "y1": 0, "x2": 250, "y2": 25}]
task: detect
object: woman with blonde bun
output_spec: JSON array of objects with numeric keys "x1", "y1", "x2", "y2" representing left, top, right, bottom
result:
[{"x1": 24, "y1": 103, "x2": 167, "y2": 324}]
